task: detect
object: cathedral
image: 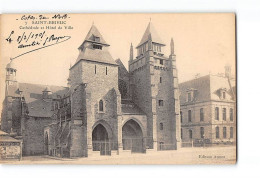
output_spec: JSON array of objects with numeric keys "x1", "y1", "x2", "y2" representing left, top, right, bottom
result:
[{"x1": 1, "y1": 22, "x2": 181, "y2": 157}]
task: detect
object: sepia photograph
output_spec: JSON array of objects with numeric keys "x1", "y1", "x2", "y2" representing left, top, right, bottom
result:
[{"x1": 0, "y1": 13, "x2": 236, "y2": 164}]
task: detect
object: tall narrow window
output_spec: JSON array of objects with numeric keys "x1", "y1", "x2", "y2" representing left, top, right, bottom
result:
[
  {"x1": 230, "y1": 108, "x2": 233, "y2": 121},
  {"x1": 95, "y1": 65, "x2": 97, "y2": 74},
  {"x1": 188, "y1": 92, "x2": 191, "y2": 102},
  {"x1": 180, "y1": 111, "x2": 183, "y2": 123},
  {"x1": 230, "y1": 127, "x2": 234, "y2": 138},
  {"x1": 189, "y1": 130, "x2": 193, "y2": 139},
  {"x1": 99, "y1": 100, "x2": 104, "y2": 112},
  {"x1": 160, "y1": 77, "x2": 162, "y2": 83},
  {"x1": 200, "y1": 108, "x2": 204, "y2": 121},
  {"x1": 215, "y1": 107, "x2": 219, "y2": 120},
  {"x1": 160, "y1": 123, "x2": 163, "y2": 130},
  {"x1": 200, "y1": 127, "x2": 204, "y2": 139},
  {"x1": 216, "y1": 126, "x2": 219, "y2": 139},
  {"x1": 223, "y1": 127, "x2": 227, "y2": 138},
  {"x1": 223, "y1": 108, "x2": 226, "y2": 121},
  {"x1": 106, "y1": 67, "x2": 108, "y2": 75},
  {"x1": 188, "y1": 110, "x2": 192, "y2": 122},
  {"x1": 223, "y1": 92, "x2": 226, "y2": 99},
  {"x1": 159, "y1": 100, "x2": 162, "y2": 106},
  {"x1": 181, "y1": 128, "x2": 183, "y2": 139}
]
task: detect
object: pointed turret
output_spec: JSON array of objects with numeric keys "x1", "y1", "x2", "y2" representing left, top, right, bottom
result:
[
  {"x1": 130, "y1": 43, "x2": 133, "y2": 61},
  {"x1": 78, "y1": 24, "x2": 109, "y2": 51},
  {"x1": 75, "y1": 24, "x2": 117, "y2": 66},
  {"x1": 137, "y1": 22, "x2": 165, "y2": 48},
  {"x1": 170, "y1": 38, "x2": 175, "y2": 55}
]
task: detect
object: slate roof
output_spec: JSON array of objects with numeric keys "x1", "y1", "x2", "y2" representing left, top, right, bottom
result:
[
  {"x1": 6, "y1": 60, "x2": 17, "y2": 69},
  {"x1": 75, "y1": 24, "x2": 118, "y2": 66},
  {"x1": 7, "y1": 83, "x2": 69, "y2": 118},
  {"x1": 76, "y1": 47, "x2": 118, "y2": 65},
  {"x1": 179, "y1": 74, "x2": 236, "y2": 105},
  {"x1": 137, "y1": 22, "x2": 165, "y2": 48},
  {"x1": 81, "y1": 24, "x2": 109, "y2": 46},
  {"x1": 121, "y1": 100, "x2": 145, "y2": 115},
  {"x1": 116, "y1": 58, "x2": 129, "y2": 79}
]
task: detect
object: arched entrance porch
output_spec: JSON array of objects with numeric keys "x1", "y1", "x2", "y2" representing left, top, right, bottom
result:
[
  {"x1": 122, "y1": 119, "x2": 144, "y2": 153},
  {"x1": 92, "y1": 124, "x2": 111, "y2": 155}
]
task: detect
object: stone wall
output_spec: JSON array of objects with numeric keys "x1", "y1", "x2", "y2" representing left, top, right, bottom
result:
[{"x1": 22, "y1": 117, "x2": 52, "y2": 155}]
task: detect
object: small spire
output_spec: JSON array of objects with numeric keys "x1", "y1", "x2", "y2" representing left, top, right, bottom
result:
[
  {"x1": 130, "y1": 42, "x2": 133, "y2": 61},
  {"x1": 170, "y1": 38, "x2": 174, "y2": 55}
]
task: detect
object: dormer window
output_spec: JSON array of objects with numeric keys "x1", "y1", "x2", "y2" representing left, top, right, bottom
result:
[
  {"x1": 94, "y1": 36, "x2": 100, "y2": 42},
  {"x1": 219, "y1": 88, "x2": 227, "y2": 100},
  {"x1": 223, "y1": 92, "x2": 226, "y2": 99},
  {"x1": 188, "y1": 92, "x2": 191, "y2": 102},
  {"x1": 186, "y1": 88, "x2": 197, "y2": 102}
]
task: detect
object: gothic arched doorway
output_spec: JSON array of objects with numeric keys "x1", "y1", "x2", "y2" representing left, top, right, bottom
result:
[
  {"x1": 122, "y1": 119, "x2": 144, "y2": 153},
  {"x1": 92, "y1": 124, "x2": 111, "y2": 155},
  {"x1": 44, "y1": 132, "x2": 49, "y2": 155}
]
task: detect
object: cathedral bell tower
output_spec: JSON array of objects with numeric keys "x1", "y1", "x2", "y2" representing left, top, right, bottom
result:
[{"x1": 129, "y1": 22, "x2": 181, "y2": 150}]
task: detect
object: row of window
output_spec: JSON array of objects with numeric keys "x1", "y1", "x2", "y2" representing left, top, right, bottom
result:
[
  {"x1": 215, "y1": 107, "x2": 234, "y2": 121},
  {"x1": 181, "y1": 126, "x2": 234, "y2": 139},
  {"x1": 6, "y1": 69, "x2": 17, "y2": 75},
  {"x1": 94, "y1": 65, "x2": 108, "y2": 75},
  {"x1": 216, "y1": 126, "x2": 234, "y2": 139},
  {"x1": 180, "y1": 108, "x2": 234, "y2": 123},
  {"x1": 137, "y1": 43, "x2": 163, "y2": 57}
]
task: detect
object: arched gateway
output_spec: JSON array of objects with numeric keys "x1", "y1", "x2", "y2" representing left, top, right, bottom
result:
[
  {"x1": 122, "y1": 119, "x2": 144, "y2": 153},
  {"x1": 92, "y1": 124, "x2": 111, "y2": 155}
]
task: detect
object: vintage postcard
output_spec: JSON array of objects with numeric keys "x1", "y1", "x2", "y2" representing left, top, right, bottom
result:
[{"x1": 0, "y1": 13, "x2": 236, "y2": 164}]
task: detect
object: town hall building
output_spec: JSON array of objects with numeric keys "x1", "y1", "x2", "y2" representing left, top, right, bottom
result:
[{"x1": 1, "y1": 22, "x2": 181, "y2": 157}]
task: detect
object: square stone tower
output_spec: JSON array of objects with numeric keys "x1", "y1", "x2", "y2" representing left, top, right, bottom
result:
[
  {"x1": 69, "y1": 24, "x2": 121, "y2": 156},
  {"x1": 128, "y1": 22, "x2": 181, "y2": 150}
]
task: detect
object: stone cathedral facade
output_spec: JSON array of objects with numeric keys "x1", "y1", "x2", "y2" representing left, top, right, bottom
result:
[{"x1": 1, "y1": 22, "x2": 181, "y2": 157}]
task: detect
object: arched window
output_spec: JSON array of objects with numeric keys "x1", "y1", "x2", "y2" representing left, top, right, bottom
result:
[
  {"x1": 189, "y1": 130, "x2": 193, "y2": 139},
  {"x1": 188, "y1": 110, "x2": 192, "y2": 122},
  {"x1": 230, "y1": 108, "x2": 233, "y2": 121},
  {"x1": 223, "y1": 108, "x2": 226, "y2": 121},
  {"x1": 99, "y1": 100, "x2": 104, "y2": 112},
  {"x1": 200, "y1": 127, "x2": 204, "y2": 139},
  {"x1": 200, "y1": 108, "x2": 204, "y2": 121},
  {"x1": 230, "y1": 127, "x2": 234, "y2": 138},
  {"x1": 215, "y1": 107, "x2": 219, "y2": 120},
  {"x1": 216, "y1": 126, "x2": 219, "y2": 139},
  {"x1": 223, "y1": 127, "x2": 227, "y2": 138}
]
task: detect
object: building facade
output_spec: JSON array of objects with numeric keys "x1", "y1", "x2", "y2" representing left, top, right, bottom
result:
[
  {"x1": 179, "y1": 70, "x2": 236, "y2": 147},
  {"x1": 1, "y1": 22, "x2": 181, "y2": 157}
]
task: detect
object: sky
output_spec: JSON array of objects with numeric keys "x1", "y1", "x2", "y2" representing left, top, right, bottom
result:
[{"x1": 0, "y1": 13, "x2": 236, "y2": 113}]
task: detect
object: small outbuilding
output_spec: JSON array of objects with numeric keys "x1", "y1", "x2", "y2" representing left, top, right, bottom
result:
[{"x1": 0, "y1": 130, "x2": 22, "y2": 161}]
